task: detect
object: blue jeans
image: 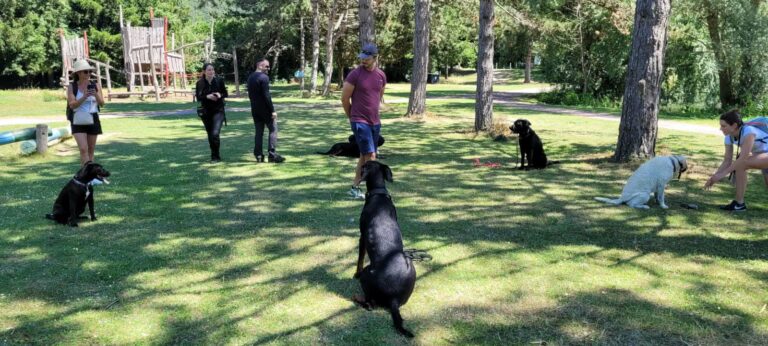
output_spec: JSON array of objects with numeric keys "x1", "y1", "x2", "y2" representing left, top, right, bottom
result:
[{"x1": 350, "y1": 122, "x2": 381, "y2": 155}]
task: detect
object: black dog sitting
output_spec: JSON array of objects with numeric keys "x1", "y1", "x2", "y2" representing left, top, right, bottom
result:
[
  {"x1": 45, "y1": 161, "x2": 110, "y2": 227},
  {"x1": 317, "y1": 135, "x2": 385, "y2": 158},
  {"x1": 353, "y1": 161, "x2": 416, "y2": 338},
  {"x1": 510, "y1": 119, "x2": 557, "y2": 169}
]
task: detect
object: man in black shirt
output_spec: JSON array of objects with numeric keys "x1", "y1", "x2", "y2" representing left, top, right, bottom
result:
[{"x1": 247, "y1": 58, "x2": 284, "y2": 163}]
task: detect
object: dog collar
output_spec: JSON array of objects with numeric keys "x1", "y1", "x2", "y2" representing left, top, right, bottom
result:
[
  {"x1": 669, "y1": 157, "x2": 683, "y2": 180},
  {"x1": 71, "y1": 176, "x2": 88, "y2": 187},
  {"x1": 365, "y1": 187, "x2": 390, "y2": 198}
]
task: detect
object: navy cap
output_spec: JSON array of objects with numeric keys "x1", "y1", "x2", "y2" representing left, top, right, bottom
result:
[{"x1": 358, "y1": 43, "x2": 379, "y2": 59}]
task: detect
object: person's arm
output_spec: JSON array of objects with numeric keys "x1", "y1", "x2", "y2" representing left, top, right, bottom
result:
[
  {"x1": 67, "y1": 84, "x2": 80, "y2": 109},
  {"x1": 195, "y1": 79, "x2": 206, "y2": 102},
  {"x1": 341, "y1": 82, "x2": 355, "y2": 118},
  {"x1": 705, "y1": 145, "x2": 733, "y2": 188},
  {"x1": 93, "y1": 83, "x2": 105, "y2": 106},
  {"x1": 260, "y1": 75, "x2": 276, "y2": 118},
  {"x1": 216, "y1": 78, "x2": 228, "y2": 99}
]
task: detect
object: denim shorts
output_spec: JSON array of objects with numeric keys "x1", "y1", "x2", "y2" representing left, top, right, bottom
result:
[{"x1": 350, "y1": 122, "x2": 381, "y2": 155}]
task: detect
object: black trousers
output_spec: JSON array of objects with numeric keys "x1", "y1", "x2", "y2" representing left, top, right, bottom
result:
[
  {"x1": 202, "y1": 110, "x2": 225, "y2": 160},
  {"x1": 253, "y1": 117, "x2": 278, "y2": 158}
]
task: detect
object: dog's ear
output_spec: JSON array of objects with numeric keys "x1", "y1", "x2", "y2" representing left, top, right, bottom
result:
[
  {"x1": 382, "y1": 163, "x2": 393, "y2": 182},
  {"x1": 525, "y1": 120, "x2": 531, "y2": 127},
  {"x1": 360, "y1": 164, "x2": 370, "y2": 182},
  {"x1": 348, "y1": 135, "x2": 356, "y2": 143}
]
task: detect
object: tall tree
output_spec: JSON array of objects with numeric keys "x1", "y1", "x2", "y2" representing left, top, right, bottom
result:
[
  {"x1": 406, "y1": 0, "x2": 430, "y2": 117},
  {"x1": 322, "y1": 0, "x2": 347, "y2": 96},
  {"x1": 614, "y1": 0, "x2": 671, "y2": 162},
  {"x1": 475, "y1": 0, "x2": 494, "y2": 132},
  {"x1": 310, "y1": 0, "x2": 321, "y2": 94},
  {"x1": 358, "y1": 0, "x2": 376, "y2": 45},
  {"x1": 300, "y1": 13, "x2": 306, "y2": 93},
  {"x1": 703, "y1": 0, "x2": 736, "y2": 108}
]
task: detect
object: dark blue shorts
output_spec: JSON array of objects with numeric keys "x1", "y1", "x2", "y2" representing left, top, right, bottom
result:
[{"x1": 350, "y1": 122, "x2": 381, "y2": 155}]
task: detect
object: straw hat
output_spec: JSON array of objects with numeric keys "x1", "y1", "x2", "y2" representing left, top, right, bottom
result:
[{"x1": 70, "y1": 59, "x2": 95, "y2": 74}]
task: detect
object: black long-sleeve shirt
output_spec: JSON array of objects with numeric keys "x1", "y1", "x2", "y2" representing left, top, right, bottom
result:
[
  {"x1": 195, "y1": 77, "x2": 228, "y2": 113},
  {"x1": 247, "y1": 71, "x2": 274, "y2": 121}
]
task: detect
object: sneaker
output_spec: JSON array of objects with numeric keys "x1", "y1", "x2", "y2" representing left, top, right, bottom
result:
[
  {"x1": 348, "y1": 186, "x2": 365, "y2": 200},
  {"x1": 720, "y1": 200, "x2": 747, "y2": 211},
  {"x1": 255, "y1": 155, "x2": 265, "y2": 163},
  {"x1": 268, "y1": 154, "x2": 285, "y2": 163}
]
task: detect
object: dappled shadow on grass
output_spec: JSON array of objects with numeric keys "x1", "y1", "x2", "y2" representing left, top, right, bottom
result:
[
  {"x1": 1, "y1": 98, "x2": 767, "y2": 343},
  {"x1": 435, "y1": 288, "x2": 767, "y2": 345}
]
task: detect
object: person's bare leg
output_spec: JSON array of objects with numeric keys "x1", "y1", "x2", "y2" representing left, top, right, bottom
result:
[
  {"x1": 353, "y1": 152, "x2": 377, "y2": 186},
  {"x1": 86, "y1": 134, "x2": 98, "y2": 162},
  {"x1": 73, "y1": 133, "x2": 89, "y2": 165}
]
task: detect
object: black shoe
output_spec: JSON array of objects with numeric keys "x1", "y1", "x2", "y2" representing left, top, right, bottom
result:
[
  {"x1": 268, "y1": 154, "x2": 285, "y2": 163},
  {"x1": 255, "y1": 155, "x2": 265, "y2": 163},
  {"x1": 210, "y1": 158, "x2": 221, "y2": 164},
  {"x1": 720, "y1": 200, "x2": 747, "y2": 211}
]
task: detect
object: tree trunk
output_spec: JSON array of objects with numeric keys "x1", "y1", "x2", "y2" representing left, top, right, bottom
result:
[
  {"x1": 358, "y1": 0, "x2": 376, "y2": 46},
  {"x1": 406, "y1": 0, "x2": 430, "y2": 117},
  {"x1": 524, "y1": 38, "x2": 532, "y2": 83},
  {"x1": 614, "y1": 0, "x2": 671, "y2": 162},
  {"x1": 310, "y1": 0, "x2": 321, "y2": 94},
  {"x1": 704, "y1": 1, "x2": 736, "y2": 108},
  {"x1": 475, "y1": 0, "x2": 494, "y2": 132},
  {"x1": 300, "y1": 14, "x2": 306, "y2": 94},
  {"x1": 272, "y1": 36, "x2": 282, "y2": 81},
  {"x1": 322, "y1": 0, "x2": 341, "y2": 96}
]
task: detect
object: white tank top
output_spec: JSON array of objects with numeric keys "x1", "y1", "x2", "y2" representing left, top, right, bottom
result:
[{"x1": 74, "y1": 88, "x2": 98, "y2": 115}]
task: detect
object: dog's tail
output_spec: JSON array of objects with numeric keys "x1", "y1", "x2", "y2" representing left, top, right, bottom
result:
[
  {"x1": 594, "y1": 197, "x2": 623, "y2": 205},
  {"x1": 316, "y1": 150, "x2": 331, "y2": 155},
  {"x1": 389, "y1": 300, "x2": 414, "y2": 338}
]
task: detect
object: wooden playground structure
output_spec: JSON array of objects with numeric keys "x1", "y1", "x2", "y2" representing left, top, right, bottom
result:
[{"x1": 58, "y1": 6, "x2": 233, "y2": 101}]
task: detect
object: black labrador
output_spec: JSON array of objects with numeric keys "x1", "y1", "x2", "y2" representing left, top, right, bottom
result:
[
  {"x1": 317, "y1": 135, "x2": 385, "y2": 158},
  {"x1": 510, "y1": 119, "x2": 557, "y2": 169},
  {"x1": 45, "y1": 161, "x2": 110, "y2": 227},
  {"x1": 353, "y1": 161, "x2": 416, "y2": 338}
]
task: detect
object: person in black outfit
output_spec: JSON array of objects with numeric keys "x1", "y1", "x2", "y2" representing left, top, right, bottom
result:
[
  {"x1": 195, "y1": 63, "x2": 228, "y2": 163},
  {"x1": 247, "y1": 58, "x2": 284, "y2": 163}
]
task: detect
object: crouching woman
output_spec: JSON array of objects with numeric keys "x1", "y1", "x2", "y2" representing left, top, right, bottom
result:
[{"x1": 704, "y1": 109, "x2": 768, "y2": 211}]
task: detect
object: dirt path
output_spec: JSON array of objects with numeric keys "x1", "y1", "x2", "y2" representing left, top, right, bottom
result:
[{"x1": 1, "y1": 90, "x2": 720, "y2": 137}]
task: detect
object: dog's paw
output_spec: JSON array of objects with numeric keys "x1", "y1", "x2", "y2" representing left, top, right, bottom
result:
[
  {"x1": 45, "y1": 214, "x2": 55, "y2": 220},
  {"x1": 517, "y1": 166, "x2": 525, "y2": 170},
  {"x1": 68, "y1": 222, "x2": 79, "y2": 227},
  {"x1": 90, "y1": 216, "x2": 98, "y2": 221}
]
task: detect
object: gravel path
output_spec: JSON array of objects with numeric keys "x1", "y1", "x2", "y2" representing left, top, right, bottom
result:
[{"x1": 1, "y1": 90, "x2": 720, "y2": 137}]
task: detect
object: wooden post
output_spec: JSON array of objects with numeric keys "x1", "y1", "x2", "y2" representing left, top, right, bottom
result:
[
  {"x1": 233, "y1": 48, "x2": 240, "y2": 97},
  {"x1": 180, "y1": 38, "x2": 188, "y2": 90},
  {"x1": 35, "y1": 124, "x2": 48, "y2": 155},
  {"x1": 147, "y1": 31, "x2": 160, "y2": 101},
  {"x1": 105, "y1": 60, "x2": 113, "y2": 99}
]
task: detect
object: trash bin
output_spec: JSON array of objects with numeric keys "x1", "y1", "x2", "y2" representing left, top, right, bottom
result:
[{"x1": 427, "y1": 73, "x2": 439, "y2": 84}]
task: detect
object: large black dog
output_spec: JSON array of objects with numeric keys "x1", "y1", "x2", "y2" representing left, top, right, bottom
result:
[
  {"x1": 353, "y1": 161, "x2": 416, "y2": 338},
  {"x1": 510, "y1": 119, "x2": 556, "y2": 169},
  {"x1": 45, "y1": 161, "x2": 110, "y2": 227},
  {"x1": 317, "y1": 135, "x2": 385, "y2": 158}
]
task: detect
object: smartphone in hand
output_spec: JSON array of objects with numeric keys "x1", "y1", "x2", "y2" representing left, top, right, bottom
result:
[{"x1": 87, "y1": 84, "x2": 97, "y2": 95}]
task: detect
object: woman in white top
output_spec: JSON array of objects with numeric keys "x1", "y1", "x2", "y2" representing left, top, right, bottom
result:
[
  {"x1": 704, "y1": 109, "x2": 768, "y2": 211},
  {"x1": 67, "y1": 60, "x2": 105, "y2": 165}
]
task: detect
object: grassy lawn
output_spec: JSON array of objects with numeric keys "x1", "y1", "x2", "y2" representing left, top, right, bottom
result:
[{"x1": 1, "y1": 82, "x2": 767, "y2": 344}]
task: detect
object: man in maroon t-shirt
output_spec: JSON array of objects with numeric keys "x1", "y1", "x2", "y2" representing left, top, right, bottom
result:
[{"x1": 341, "y1": 43, "x2": 387, "y2": 199}]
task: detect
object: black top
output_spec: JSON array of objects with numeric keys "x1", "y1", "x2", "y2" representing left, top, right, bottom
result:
[
  {"x1": 195, "y1": 77, "x2": 228, "y2": 113},
  {"x1": 247, "y1": 71, "x2": 275, "y2": 120}
]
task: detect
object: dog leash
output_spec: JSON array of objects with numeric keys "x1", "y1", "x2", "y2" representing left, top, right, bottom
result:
[{"x1": 404, "y1": 249, "x2": 432, "y2": 262}]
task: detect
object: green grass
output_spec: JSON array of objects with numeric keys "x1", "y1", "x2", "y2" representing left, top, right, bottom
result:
[{"x1": 1, "y1": 83, "x2": 767, "y2": 344}]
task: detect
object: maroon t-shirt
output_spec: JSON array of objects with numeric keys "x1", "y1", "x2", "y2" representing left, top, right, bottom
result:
[{"x1": 345, "y1": 66, "x2": 386, "y2": 125}]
